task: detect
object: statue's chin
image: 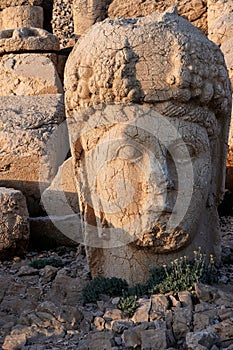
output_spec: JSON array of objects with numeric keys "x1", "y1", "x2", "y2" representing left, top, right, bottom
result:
[{"x1": 135, "y1": 223, "x2": 190, "y2": 253}]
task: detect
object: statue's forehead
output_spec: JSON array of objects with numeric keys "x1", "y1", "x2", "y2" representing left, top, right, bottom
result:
[{"x1": 81, "y1": 117, "x2": 209, "y2": 151}]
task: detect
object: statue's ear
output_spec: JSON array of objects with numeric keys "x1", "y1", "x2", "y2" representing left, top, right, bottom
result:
[{"x1": 208, "y1": 115, "x2": 231, "y2": 207}]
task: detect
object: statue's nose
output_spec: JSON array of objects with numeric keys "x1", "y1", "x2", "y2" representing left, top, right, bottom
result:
[{"x1": 144, "y1": 157, "x2": 175, "y2": 195}]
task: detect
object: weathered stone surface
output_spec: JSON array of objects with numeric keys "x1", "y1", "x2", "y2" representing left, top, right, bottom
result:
[
  {"x1": 0, "y1": 53, "x2": 63, "y2": 96},
  {"x1": 108, "y1": 0, "x2": 208, "y2": 33},
  {"x1": 0, "y1": 6, "x2": 43, "y2": 31},
  {"x1": 73, "y1": 0, "x2": 109, "y2": 36},
  {"x1": 0, "y1": 187, "x2": 29, "y2": 260},
  {"x1": 186, "y1": 331, "x2": 220, "y2": 350},
  {"x1": 122, "y1": 328, "x2": 141, "y2": 348},
  {"x1": 0, "y1": 0, "x2": 42, "y2": 10},
  {"x1": 0, "y1": 27, "x2": 60, "y2": 54},
  {"x1": 208, "y1": 13, "x2": 233, "y2": 46},
  {"x1": 207, "y1": 0, "x2": 233, "y2": 28},
  {"x1": 2, "y1": 331, "x2": 27, "y2": 350},
  {"x1": 78, "y1": 331, "x2": 115, "y2": 350},
  {"x1": 132, "y1": 298, "x2": 151, "y2": 323},
  {"x1": 141, "y1": 329, "x2": 168, "y2": 350},
  {"x1": 52, "y1": 0, "x2": 76, "y2": 48},
  {"x1": 73, "y1": 0, "x2": 207, "y2": 35},
  {"x1": 172, "y1": 305, "x2": 193, "y2": 340},
  {"x1": 45, "y1": 271, "x2": 86, "y2": 306},
  {"x1": 65, "y1": 11, "x2": 231, "y2": 284},
  {"x1": 193, "y1": 303, "x2": 218, "y2": 332},
  {"x1": 41, "y1": 158, "x2": 79, "y2": 215},
  {"x1": 0, "y1": 94, "x2": 68, "y2": 216}
]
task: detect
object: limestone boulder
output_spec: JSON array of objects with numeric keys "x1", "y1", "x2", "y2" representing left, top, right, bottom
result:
[
  {"x1": 0, "y1": 187, "x2": 29, "y2": 260},
  {"x1": 0, "y1": 27, "x2": 60, "y2": 54},
  {"x1": 0, "y1": 0, "x2": 42, "y2": 10},
  {"x1": 0, "y1": 94, "x2": 68, "y2": 216},
  {"x1": 208, "y1": 13, "x2": 233, "y2": 46},
  {"x1": 0, "y1": 53, "x2": 63, "y2": 96},
  {"x1": 186, "y1": 331, "x2": 220, "y2": 350},
  {"x1": 0, "y1": 6, "x2": 43, "y2": 31},
  {"x1": 108, "y1": 0, "x2": 208, "y2": 33},
  {"x1": 207, "y1": 0, "x2": 233, "y2": 28}
]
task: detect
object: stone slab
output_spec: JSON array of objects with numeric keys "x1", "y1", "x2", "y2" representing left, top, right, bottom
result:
[
  {"x1": 0, "y1": 27, "x2": 60, "y2": 54},
  {"x1": 0, "y1": 53, "x2": 63, "y2": 96},
  {"x1": 0, "y1": 6, "x2": 43, "y2": 31},
  {"x1": 0, "y1": 94, "x2": 68, "y2": 216}
]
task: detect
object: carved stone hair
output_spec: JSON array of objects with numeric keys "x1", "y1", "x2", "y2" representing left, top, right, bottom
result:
[{"x1": 65, "y1": 7, "x2": 232, "y2": 126}]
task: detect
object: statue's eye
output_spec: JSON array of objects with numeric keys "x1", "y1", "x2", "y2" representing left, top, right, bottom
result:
[
  {"x1": 117, "y1": 145, "x2": 143, "y2": 161},
  {"x1": 169, "y1": 143, "x2": 196, "y2": 164}
]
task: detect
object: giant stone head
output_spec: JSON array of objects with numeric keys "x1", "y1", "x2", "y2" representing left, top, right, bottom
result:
[{"x1": 64, "y1": 8, "x2": 232, "y2": 284}]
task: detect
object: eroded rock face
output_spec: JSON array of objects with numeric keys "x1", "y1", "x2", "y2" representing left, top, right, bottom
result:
[
  {"x1": 41, "y1": 157, "x2": 79, "y2": 215},
  {"x1": 0, "y1": 94, "x2": 68, "y2": 216},
  {"x1": 73, "y1": 0, "x2": 110, "y2": 35},
  {"x1": 0, "y1": 6, "x2": 43, "y2": 31},
  {"x1": 207, "y1": 0, "x2": 233, "y2": 28},
  {"x1": 0, "y1": 53, "x2": 63, "y2": 96},
  {"x1": 72, "y1": 0, "x2": 207, "y2": 36},
  {"x1": 0, "y1": 27, "x2": 60, "y2": 54},
  {"x1": 0, "y1": 187, "x2": 29, "y2": 260},
  {"x1": 64, "y1": 10, "x2": 231, "y2": 284},
  {"x1": 108, "y1": 0, "x2": 208, "y2": 33},
  {"x1": 207, "y1": 1, "x2": 233, "y2": 192},
  {"x1": 0, "y1": 0, "x2": 43, "y2": 10}
]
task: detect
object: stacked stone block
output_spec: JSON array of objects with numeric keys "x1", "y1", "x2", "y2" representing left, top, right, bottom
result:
[
  {"x1": 207, "y1": 0, "x2": 233, "y2": 191},
  {"x1": 0, "y1": 0, "x2": 72, "y2": 256}
]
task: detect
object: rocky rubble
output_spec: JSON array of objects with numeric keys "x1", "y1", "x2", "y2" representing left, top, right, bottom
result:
[
  {"x1": 0, "y1": 218, "x2": 232, "y2": 350},
  {"x1": 51, "y1": 0, "x2": 76, "y2": 48}
]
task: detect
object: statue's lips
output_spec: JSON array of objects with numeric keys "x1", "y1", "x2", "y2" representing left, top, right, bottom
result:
[{"x1": 135, "y1": 222, "x2": 190, "y2": 253}]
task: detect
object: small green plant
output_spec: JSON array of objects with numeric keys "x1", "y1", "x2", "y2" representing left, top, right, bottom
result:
[
  {"x1": 82, "y1": 276, "x2": 128, "y2": 304},
  {"x1": 149, "y1": 248, "x2": 215, "y2": 294},
  {"x1": 30, "y1": 257, "x2": 64, "y2": 269},
  {"x1": 81, "y1": 249, "x2": 216, "y2": 304},
  {"x1": 117, "y1": 295, "x2": 138, "y2": 318}
]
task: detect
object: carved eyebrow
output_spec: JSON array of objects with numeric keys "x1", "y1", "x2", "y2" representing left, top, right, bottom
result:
[{"x1": 151, "y1": 102, "x2": 217, "y2": 136}]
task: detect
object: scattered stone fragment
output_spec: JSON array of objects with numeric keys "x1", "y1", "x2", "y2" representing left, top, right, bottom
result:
[
  {"x1": 132, "y1": 298, "x2": 151, "y2": 323},
  {"x1": 186, "y1": 331, "x2": 220, "y2": 350},
  {"x1": 141, "y1": 328, "x2": 168, "y2": 350},
  {"x1": 0, "y1": 187, "x2": 29, "y2": 260},
  {"x1": 78, "y1": 331, "x2": 115, "y2": 350},
  {"x1": 122, "y1": 328, "x2": 141, "y2": 349}
]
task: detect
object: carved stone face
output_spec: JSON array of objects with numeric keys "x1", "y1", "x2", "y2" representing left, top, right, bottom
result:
[
  {"x1": 64, "y1": 11, "x2": 231, "y2": 283},
  {"x1": 78, "y1": 105, "x2": 211, "y2": 252}
]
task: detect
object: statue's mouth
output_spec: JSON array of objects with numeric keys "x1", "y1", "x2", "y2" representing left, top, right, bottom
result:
[{"x1": 135, "y1": 223, "x2": 190, "y2": 253}]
